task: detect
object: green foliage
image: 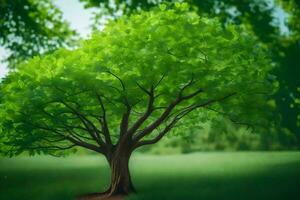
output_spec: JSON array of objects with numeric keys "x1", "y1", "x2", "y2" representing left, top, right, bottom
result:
[
  {"x1": 0, "y1": 0, "x2": 77, "y2": 67},
  {"x1": 272, "y1": 0, "x2": 300, "y2": 138},
  {"x1": 0, "y1": 3, "x2": 273, "y2": 156},
  {"x1": 79, "y1": 0, "x2": 300, "y2": 145},
  {"x1": 79, "y1": 0, "x2": 278, "y2": 40}
]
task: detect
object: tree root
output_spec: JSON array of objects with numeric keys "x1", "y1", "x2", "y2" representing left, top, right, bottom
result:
[{"x1": 77, "y1": 192, "x2": 125, "y2": 200}]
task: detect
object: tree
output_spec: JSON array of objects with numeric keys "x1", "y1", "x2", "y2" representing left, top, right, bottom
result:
[
  {"x1": 0, "y1": 0, "x2": 76, "y2": 67},
  {"x1": 274, "y1": 0, "x2": 300, "y2": 139},
  {"x1": 79, "y1": 0, "x2": 300, "y2": 145},
  {"x1": 0, "y1": 3, "x2": 273, "y2": 197}
]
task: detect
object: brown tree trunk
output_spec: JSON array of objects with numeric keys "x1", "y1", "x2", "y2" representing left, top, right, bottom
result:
[
  {"x1": 107, "y1": 149, "x2": 135, "y2": 196},
  {"x1": 77, "y1": 151, "x2": 135, "y2": 200}
]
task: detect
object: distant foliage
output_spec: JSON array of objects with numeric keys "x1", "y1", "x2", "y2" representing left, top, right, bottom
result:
[
  {"x1": 140, "y1": 116, "x2": 299, "y2": 154},
  {"x1": 0, "y1": 0, "x2": 76, "y2": 67}
]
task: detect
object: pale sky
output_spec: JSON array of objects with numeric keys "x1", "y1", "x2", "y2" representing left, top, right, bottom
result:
[{"x1": 53, "y1": 0, "x2": 94, "y2": 37}]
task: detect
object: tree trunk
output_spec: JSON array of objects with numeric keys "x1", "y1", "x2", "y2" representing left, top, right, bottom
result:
[
  {"x1": 107, "y1": 150, "x2": 135, "y2": 196},
  {"x1": 77, "y1": 146, "x2": 135, "y2": 199}
]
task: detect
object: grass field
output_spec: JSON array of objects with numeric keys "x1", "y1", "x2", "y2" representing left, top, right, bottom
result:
[{"x1": 1, "y1": 152, "x2": 300, "y2": 200}]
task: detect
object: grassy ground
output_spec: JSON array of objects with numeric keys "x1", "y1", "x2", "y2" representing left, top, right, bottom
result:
[{"x1": 0, "y1": 152, "x2": 300, "y2": 200}]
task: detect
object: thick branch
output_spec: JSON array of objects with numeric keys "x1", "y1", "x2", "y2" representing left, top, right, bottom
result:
[
  {"x1": 41, "y1": 108, "x2": 94, "y2": 141},
  {"x1": 133, "y1": 92, "x2": 236, "y2": 147},
  {"x1": 132, "y1": 98, "x2": 180, "y2": 142},
  {"x1": 133, "y1": 118, "x2": 177, "y2": 149},
  {"x1": 26, "y1": 122, "x2": 105, "y2": 154},
  {"x1": 127, "y1": 85, "x2": 155, "y2": 136},
  {"x1": 96, "y1": 93, "x2": 113, "y2": 146},
  {"x1": 25, "y1": 144, "x2": 77, "y2": 151},
  {"x1": 119, "y1": 105, "x2": 131, "y2": 137},
  {"x1": 133, "y1": 83, "x2": 204, "y2": 142},
  {"x1": 60, "y1": 100, "x2": 105, "y2": 146}
]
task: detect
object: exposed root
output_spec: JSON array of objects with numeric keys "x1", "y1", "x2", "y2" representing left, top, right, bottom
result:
[{"x1": 77, "y1": 192, "x2": 125, "y2": 200}]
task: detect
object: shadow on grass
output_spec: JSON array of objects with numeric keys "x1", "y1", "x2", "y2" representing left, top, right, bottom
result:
[
  {"x1": 0, "y1": 153, "x2": 300, "y2": 200},
  {"x1": 131, "y1": 161, "x2": 300, "y2": 200},
  {"x1": 1, "y1": 168, "x2": 109, "y2": 200}
]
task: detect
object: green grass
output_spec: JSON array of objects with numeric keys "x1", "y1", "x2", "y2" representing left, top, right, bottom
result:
[{"x1": 1, "y1": 152, "x2": 300, "y2": 200}]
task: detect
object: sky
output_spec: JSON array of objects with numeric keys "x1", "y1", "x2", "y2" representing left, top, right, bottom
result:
[
  {"x1": 0, "y1": 48, "x2": 9, "y2": 79},
  {"x1": 53, "y1": 0, "x2": 93, "y2": 38},
  {"x1": 0, "y1": 0, "x2": 288, "y2": 79}
]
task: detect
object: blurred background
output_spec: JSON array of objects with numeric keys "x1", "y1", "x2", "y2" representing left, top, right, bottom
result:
[{"x1": 0, "y1": 0, "x2": 299, "y2": 199}]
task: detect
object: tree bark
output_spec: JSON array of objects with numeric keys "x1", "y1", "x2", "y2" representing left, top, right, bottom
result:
[{"x1": 107, "y1": 149, "x2": 135, "y2": 196}]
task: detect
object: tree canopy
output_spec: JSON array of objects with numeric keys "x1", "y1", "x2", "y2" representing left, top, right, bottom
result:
[
  {"x1": 1, "y1": 0, "x2": 298, "y2": 140},
  {"x1": 0, "y1": 3, "x2": 273, "y2": 157},
  {"x1": 80, "y1": 0, "x2": 280, "y2": 40},
  {"x1": 79, "y1": 0, "x2": 300, "y2": 144}
]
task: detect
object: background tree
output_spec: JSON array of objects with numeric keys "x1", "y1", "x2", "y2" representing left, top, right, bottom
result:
[
  {"x1": 0, "y1": 4, "x2": 273, "y2": 197},
  {"x1": 79, "y1": 0, "x2": 300, "y2": 145},
  {"x1": 0, "y1": 0, "x2": 76, "y2": 67}
]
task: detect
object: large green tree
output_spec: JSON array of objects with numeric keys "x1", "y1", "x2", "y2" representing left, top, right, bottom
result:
[
  {"x1": 0, "y1": 4, "x2": 273, "y2": 197},
  {"x1": 79, "y1": 0, "x2": 300, "y2": 144},
  {"x1": 0, "y1": 0, "x2": 76, "y2": 67}
]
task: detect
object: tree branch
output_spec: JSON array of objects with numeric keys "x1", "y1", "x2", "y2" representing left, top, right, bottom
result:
[
  {"x1": 204, "y1": 107, "x2": 255, "y2": 129},
  {"x1": 133, "y1": 119, "x2": 177, "y2": 149},
  {"x1": 133, "y1": 92, "x2": 236, "y2": 145},
  {"x1": 40, "y1": 108, "x2": 101, "y2": 143},
  {"x1": 154, "y1": 73, "x2": 166, "y2": 89},
  {"x1": 106, "y1": 71, "x2": 126, "y2": 91},
  {"x1": 132, "y1": 79, "x2": 204, "y2": 142},
  {"x1": 59, "y1": 100, "x2": 105, "y2": 147},
  {"x1": 127, "y1": 85, "x2": 155, "y2": 136},
  {"x1": 25, "y1": 122, "x2": 105, "y2": 154},
  {"x1": 96, "y1": 93, "x2": 113, "y2": 146},
  {"x1": 119, "y1": 105, "x2": 131, "y2": 137},
  {"x1": 25, "y1": 144, "x2": 77, "y2": 151}
]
